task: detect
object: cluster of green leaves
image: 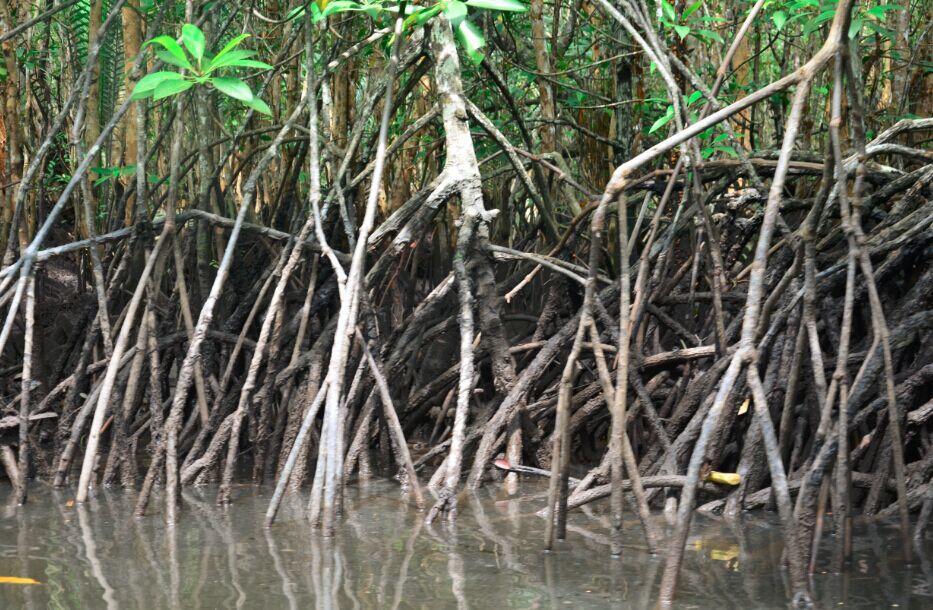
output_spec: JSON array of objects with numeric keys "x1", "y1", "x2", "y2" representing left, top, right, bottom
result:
[
  {"x1": 289, "y1": 0, "x2": 528, "y2": 65},
  {"x1": 646, "y1": 91, "x2": 735, "y2": 158},
  {"x1": 131, "y1": 24, "x2": 273, "y2": 115},
  {"x1": 657, "y1": 0, "x2": 725, "y2": 45},
  {"x1": 769, "y1": 0, "x2": 903, "y2": 41},
  {"x1": 90, "y1": 164, "x2": 162, "y2": 186}
]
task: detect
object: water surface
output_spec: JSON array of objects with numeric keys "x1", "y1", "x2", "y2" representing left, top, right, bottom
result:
[{"x1": 0, "y1": 480, "x2": 930, "y2": 608}]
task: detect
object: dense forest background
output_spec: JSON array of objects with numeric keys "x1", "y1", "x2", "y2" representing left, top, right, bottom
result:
[{"x1": 0, "y1": 1, "x2": 930, "y2": 606}]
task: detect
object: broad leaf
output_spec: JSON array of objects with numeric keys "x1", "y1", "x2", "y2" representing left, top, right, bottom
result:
[
  {"x1": 867, "y1": 5, "x2": 903, "y2": 19},
  {"x1": 695, "y1": 28, "x2": 724, "y2": 44},
  {"x1": 848, "y1": 17, "x2": 863, "y2": 39},
  {"x1": 464, "y1": 0, "x2": 527, "y2": 12},
  {"x1": 211, "y1": 77, "x2": 253, "y2": 101},
  {"x1": 182, "y1": 24, "x2": 206, "y2": 62},
  {"x1": 714, "y1": 145, "x2": 738, "y2": 158},
  {"x1": 772, "y1": 10, "x2": 787, "y2": 31},
  {"x1": 456, "y1": 19, "x2": 486, "y2": 65},
  {"x1": 674, "y1": 25, "x2": 690, "y2": 40},
  {"x1": 132, "y1": 71, "x2": 185, "y2": 99},
  {"x1": 212, "y1": 33, "x2": 250, "y2": 63},
  {"x1": 146, "y1": 36, "x2": 192, "y2": 70},
  {"x1": 648, "y1": 106, "x2": 674, "y2": 134},
  {"x1": 152, "y1": 78, "x2": 194, "y2": 100},
  {"x1": 683, "y1": 0, "x2": 703, "y2": 19},
  {"x1": 445, "y1": 0, "x2": 468, "y2": 28},
  {"x1": 206, "y1": 49, "x2": 259, "y2": 71},
  {"x1": 661, "y1": 0, "x2": 676, "y2": 23},
  {"x1": 244, "y1": 96, "x2": 272, "y2": 115},
  {"x1": 321, "y1": 1, "x2": 364, "y2": 18},
  {"x1": 218, "y1": 59, "x2": 274, "y2": 70},
  {"x1": 404, "y1": 4, "x2": 443, "y2": 30}
]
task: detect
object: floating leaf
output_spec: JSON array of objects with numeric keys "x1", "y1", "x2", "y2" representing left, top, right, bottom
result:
[
  {"x1": 706, "y1": 471, "x2": 741, "y2": 486},
  {"x1": 0, "y1": 577, "x2": 40, "y2": 585}
]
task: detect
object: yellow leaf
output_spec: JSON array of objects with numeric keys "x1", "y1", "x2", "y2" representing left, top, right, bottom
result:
[
  {"x1": 710, "y1": 547, "x2": 739, "y2": 562},
  {"x1": 0, "y1": 577, "x2": 41, "y2": 585},
  {"x1": 737, "y1": 397, "x2": 749, "y2": 415},
  {"x1": 706, "y1": 471, "x2": 741, "y2": 486}
]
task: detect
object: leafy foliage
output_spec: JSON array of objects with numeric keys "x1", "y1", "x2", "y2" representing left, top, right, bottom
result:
[{"x1": 131, "y1": 24, "x2": 273, "y2": 115}]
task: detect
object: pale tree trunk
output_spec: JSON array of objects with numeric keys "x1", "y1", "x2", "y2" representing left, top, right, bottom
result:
[{"x1": 120, "y1": 1, "x2": 142, "y2": 226}]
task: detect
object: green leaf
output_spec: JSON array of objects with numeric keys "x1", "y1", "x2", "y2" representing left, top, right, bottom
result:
[
  {"x1": 445, "y1": 0, "x2": 468, "y2": 27},
  {"x1": 867, "y1": 5, "x2": 903, "y2": 19},
  {"x1": 803, "y1": 10, "x2": 835, "y2": 35},
  {"x1": 848, "y1": 17, "x2": 863, "y2": 39},
  {"x1": 674, "y1": 24, "x2": 690, "y2": 40},
  {"x1": 363, "y1": 3, "x2": 383, "y2": 19},
  {"x1": 321, "y1": 1, "x2": 364, "y2": 18},
  {"x1": 145, "y1": 35, "x2": 192, "y2": 70},
  {"x1": 696, "y1": 28, "x2": 724, "y2": 44},
  {"x1": 206, "y1": 49, "x2": 258, "y2": 70},
  {"x1": 712, "y1": 132, "x2": 730, "y2": 144},
  {"x1": 243, "y1": 96, "x2": 272, "y2": 115},
  {"x1": 683, "y1": 0, "x2": 703, "y2": 19},
  {"x1": 464, "y1": 0, "x2": 527, "y2": 11},
  {"x1": 152, "y1": 78, "x2": 194, "y2": 100},
  {"x1": 661, "y1": 0, "x2": 676, "y2": 23},
  {"x1": 211, "y1": 33, "x2": 250, "y2": 64},
  {"x1": 210, "y1": 76, "x2": 253, "y2": 101},
  {"x1": 686, "y1": 90, "x2": 703, "y2": 106},
  {"x1": 181, "y1": 24, "x2": 205, "y2": 62},
  {"x1": 219, "y1": 59, "x2": 273, "y2": 70},
  {"x1": 714, "y1": 145, "x2": 738, "y2": 158},
  {"x1": 132, "y1": 71, "x2": 185, "y2": 99},
  {"x1": 648, "y1": 106, "x2": 674, "y2": 134},
  {"x1": 456, "y1": 19, "x2": 486, "y2": 65},
  {"x1": 404, "y1": 4, "x2": 443, "y2": 30},
  {"x1": 772, "y1": 10, "x2": 787, "y2": 31}
]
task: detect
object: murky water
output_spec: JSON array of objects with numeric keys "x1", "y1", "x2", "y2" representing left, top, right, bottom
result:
[{"x1": 0, "y1": 479, "x2": 930, "y2": 608}]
